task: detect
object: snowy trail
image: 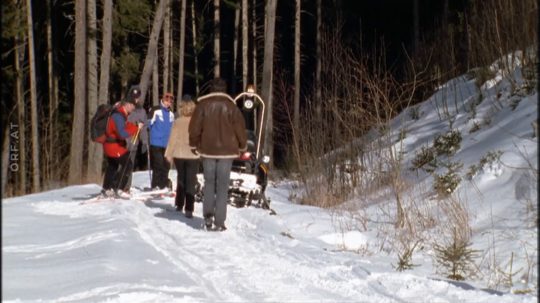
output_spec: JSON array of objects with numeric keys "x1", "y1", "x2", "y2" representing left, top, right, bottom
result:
[
  {"x1": 98, "y1": 195, "x2": 372, "y2": 301},
  {"x1": 3, "y1": 181, "x2": 534, "y2": 302}
]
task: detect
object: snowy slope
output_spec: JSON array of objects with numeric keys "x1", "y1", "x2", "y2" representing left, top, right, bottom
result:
[
  {"x1": 2, "y1": 178, "x2": 535, "y2": 303},
  {"x1": 2, "y1": 55, "x2": 537, "y2": 302}
]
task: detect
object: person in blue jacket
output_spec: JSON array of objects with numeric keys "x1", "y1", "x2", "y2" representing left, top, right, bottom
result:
[{"x1": 148, "y1": 92, "x2": 175, "y2": 189}]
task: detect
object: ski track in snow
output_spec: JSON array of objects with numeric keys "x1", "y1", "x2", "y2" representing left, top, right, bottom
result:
[
  {"x1": 94, "y1": 197, "x2": 371, "y2": 301},
  {"x1": 3, "y1": 230, "x2": 122, "y2": 259},
  {"x1": 2, "y1": 186, "x2": 533, "y2": 303}
]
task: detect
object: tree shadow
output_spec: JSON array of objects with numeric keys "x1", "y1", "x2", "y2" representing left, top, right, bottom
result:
[{"x1": 430, "y1": 277, "x2": 505, "y2": 296}]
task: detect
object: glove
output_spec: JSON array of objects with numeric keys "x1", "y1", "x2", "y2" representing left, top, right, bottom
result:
[{"x1": 191, "y1": 148, "x2": 199, "y2": 156}]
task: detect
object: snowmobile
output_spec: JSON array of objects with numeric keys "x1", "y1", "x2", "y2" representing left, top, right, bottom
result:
[{"x1": 194, "y1": 86, "x2": 273, "y2": 212}]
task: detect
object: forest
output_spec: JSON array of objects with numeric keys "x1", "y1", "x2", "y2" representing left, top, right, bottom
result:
[{"x1": 1, "y1": 0, "x2": 537, "y2": 197}]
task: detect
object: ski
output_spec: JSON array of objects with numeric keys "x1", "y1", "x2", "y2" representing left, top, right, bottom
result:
[
  {"x1": 130, "y1": 195, "x2": 153, "y2": 202},
  {"x1": 133, "y1": 192, "x2": 175, "y2": 200},
  {"x1": 72, "y1": 193, "x2": 103, "y2": 201},
  {"x1": 79, "y1": 195, "x2": 116, "y2": 205},
  {"x1": 131, "y1": 187, "x2": 174, "y2": 197},
  {"x1": 77, "y1": 192, "x2": 167, "y2": 205},
  {"x1": 77, "y1": 192, "x2": 135, "y2": 204}
]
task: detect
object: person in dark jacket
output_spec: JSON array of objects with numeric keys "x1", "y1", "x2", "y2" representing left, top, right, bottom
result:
[
  {"x1": 124, "y1": 85, "x2": 148, "y2": 192},
  {"x1": 126, "y1": 85, "x2": 149, "y2": 172},
  {"x1": 148, "y1": 92, "x2": 175, "y2": 190},
  {"x1": 189, "y1": 78, "x2": 247, "y2": 231},
  {"x1": 102, "y1": 98, "x2": 143, "y2": 198},
  {"x1": 165, "y1": 95, "x2": 199, "y2": 218}
]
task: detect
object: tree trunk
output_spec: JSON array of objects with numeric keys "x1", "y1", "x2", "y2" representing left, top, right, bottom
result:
[
  {"x1": 46, "y1": 0, "x2": 58, "y2": 183},
  {"x1": 68, "y1": 0, "x2": 87, "y2": 185},
  {"x1": 242, "y1": 0, "x2": 248, "y2": 89},
  {"x1": 261, "y1": 0, "x2": 277, "y2": 160},
  {"x1": 153, "y1": 52, "x2": 159, "y2": 106},
  {"x1": 465, "y1": 12, "x2": 471, "y2": 71},
  {"x1": 26, "y1": 0, "x2": 41, "y2": 191},
  {"x1": 191, "y1": 0, "x2": 200, "y2": 95},
  {"x1": 315, "y1": 0, "x2": 321, "y2": 119},
  {"x1": 177, "y1": 0, "x2": 187, "y2": 107},
  {"x1": 232, "y1": 3, "x2": 240, "y2": 92},
  {"x1": 15, "y1": 35, "x2": 27, "y2": 194},
  {"x1": 87, "y1": 0, "x2": 100, "y2": 183},
  {"x1": 251, "y1": 0, "x2": 257, "y2": 88},
  {"x1": 443, "y1": 0, "x2": 449, "y2": 28},
  {"x1": 213, "y1": 0, "x2": 221, "y2": 78},
  {"x1": 169, "y1": 11, "x2": 174, "y2": 97},
  {"x1": 413, "y1": 0, "x2": 419, "y2": 54},
  {"x1": 2, "y1": 126, "x2": 9, "y2": 196},
  {"x1": 163, "y1": 0, "x2": 171, "y2": 93},
  {"x1": 293, "y1": 0, "x2": 301, "y2": 134},
  {"x1": 98, "y1": 0, "x2": 113, "y2": 109},
  {"x1": 96, "y1": 0, "x2": 113, "y2": 181},
  {"x1": 139, "y1": 0, "x2": 167, "y2": 102}
]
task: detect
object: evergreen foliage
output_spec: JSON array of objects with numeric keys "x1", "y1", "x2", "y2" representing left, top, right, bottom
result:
[
  {"x1": 433, "y1": 229, "x2": 478, "y2": 281},
  {"x1": 465, "y1": 150, "x2": 503, "y2": 181},
  {"x1": 395, "y1": 241, "x2": 420, "y2": 272},
  {"x1": 433, "y1": 161, "x2": 462, "y2": 197},
  {"x1": 411, "y1": 146, "x2": 438, "y2": 173},
  {"x1": 433, "y1": 130, "x2": 462, "y2": 157}
]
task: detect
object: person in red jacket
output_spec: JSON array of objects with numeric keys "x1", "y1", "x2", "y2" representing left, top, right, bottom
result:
[{"x1": 101, "y1": 99, "x2": 143, "y2": 198}]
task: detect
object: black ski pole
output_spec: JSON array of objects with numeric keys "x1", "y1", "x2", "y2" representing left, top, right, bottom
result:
[{"x1": 114, "y1": 128, "x2": 140, "y2": 193}]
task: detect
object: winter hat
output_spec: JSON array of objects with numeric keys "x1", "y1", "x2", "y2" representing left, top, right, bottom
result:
[{"x1": 126, "y1": 85, "x2": 142, "y2": 104}]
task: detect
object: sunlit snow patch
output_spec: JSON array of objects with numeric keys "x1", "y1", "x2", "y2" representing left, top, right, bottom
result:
[{"x1": 318, "y1": 231, "x2": 368, "y2": 251}]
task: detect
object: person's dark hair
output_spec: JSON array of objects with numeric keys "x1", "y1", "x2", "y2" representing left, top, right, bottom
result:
[
  {"x1": 210, "y1": 78, "x2": 227, "y2": 93},
  {"x1": 181, "y1": 94, "x2": 192, "y2": 102}
]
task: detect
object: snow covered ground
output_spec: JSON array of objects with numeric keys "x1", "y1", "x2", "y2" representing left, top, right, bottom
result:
[{"x1": 2, "y1": 55, "x2": 537, "y2": 302}]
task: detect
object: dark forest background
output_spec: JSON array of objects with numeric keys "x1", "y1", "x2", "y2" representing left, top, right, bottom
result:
[{"x1": 1, "y1": 0, "x2": 537, "y2": 197}]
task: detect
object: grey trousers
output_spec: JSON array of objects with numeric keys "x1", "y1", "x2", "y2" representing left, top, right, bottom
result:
[{"x1": 202, "y1": 158, "x2": 233, "y2": 226}]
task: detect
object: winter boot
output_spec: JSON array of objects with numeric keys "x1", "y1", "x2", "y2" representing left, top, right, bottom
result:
[
  {"x1": 115, "y1": 189, "x2": 131, "y2": 199},
  {"x1": 100, "y1": 189, "x2": 115, "y2": 198},
  {"x1": 167, "y1": 178, "x2": 173, "y2": 192},
  {"x1": 214, "y1": 224, "x2": 227, "y2": 232},
  {"x1": 203, "y1": 215, "x2": 214, "y2": 230},
  {"x1": 175, "y1": 184, "x2": 185, "y2": 212},
  {"x1": 185, "y1": 193, "x2": 195, "y2": 214}
]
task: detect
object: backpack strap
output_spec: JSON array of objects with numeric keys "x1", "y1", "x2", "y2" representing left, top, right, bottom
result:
[
  {"x1": 105, "y1": 137, "x2": 120, "y2": 143},
  {"x1": 104, "y1": 108, "x2": 123, "y2": 144}
]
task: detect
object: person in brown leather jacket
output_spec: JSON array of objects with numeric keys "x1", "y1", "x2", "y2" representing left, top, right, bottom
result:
[{"x1": 189, "y1": 78, "x2": 247, "y2": 231}]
